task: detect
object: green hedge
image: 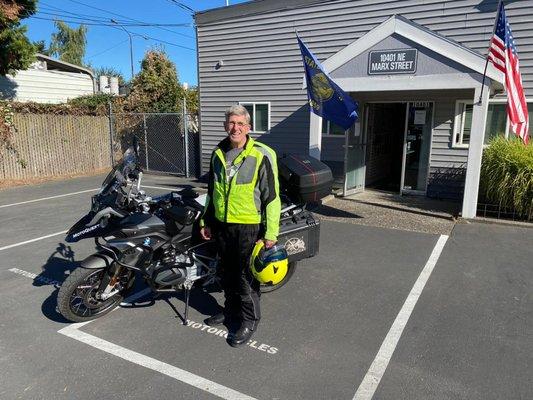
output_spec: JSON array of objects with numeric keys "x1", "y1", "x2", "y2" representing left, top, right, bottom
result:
[{"x1": 479, "y1": 136, "x2": 533, "y2": 220}]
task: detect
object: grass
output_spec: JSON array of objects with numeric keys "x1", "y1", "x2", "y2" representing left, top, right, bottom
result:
[{"x1": 479, "y1": 136, "x2": 533, "y2": 221}]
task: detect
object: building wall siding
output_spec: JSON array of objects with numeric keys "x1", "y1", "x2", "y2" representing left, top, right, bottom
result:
[
  {"x1": 196, "y1": 0, "x2": 533, "y2": 174},
  {"x1": 0, "y1": 69, "x2": 94, "y2": 104}
]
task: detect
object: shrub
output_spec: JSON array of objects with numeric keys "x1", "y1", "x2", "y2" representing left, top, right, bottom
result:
[
  {"x1": 0, "y1": 100, "x2": 26, "y2": 166},
  {"x1": 67, "y1": 93, "x2": 115, "y2": 113},
  {"x1": 479, "y1": 136, "x2": 533, "y2": 220}
]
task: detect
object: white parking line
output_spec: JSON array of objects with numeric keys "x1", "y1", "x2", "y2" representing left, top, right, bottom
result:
[
  {"x1": 353, "y1": 234, "x2": 449, "y2": 400},
  {"x1": 56, "y1": 285, "x2": 257, "y2": 400},
  {"x1": 5, "y1": 267, "x2": 255, "y2": 399},
  {"x1": 58, "y1": 323, "x2": 256, "y2": 400},
  {"x1": 0, "y1": 189, "x2": 98, "y2": 209},
  {"x1": 0, "y1": 230, "x2": 67, "y2": 252}
]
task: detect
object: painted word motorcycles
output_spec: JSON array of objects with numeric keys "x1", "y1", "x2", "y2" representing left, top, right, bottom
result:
[{"x1": 185, "y1": 320, "x2": 278, "y2": 354}]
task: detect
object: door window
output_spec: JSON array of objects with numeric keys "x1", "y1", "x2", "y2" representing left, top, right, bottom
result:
[{"x1": 402, "y1": 102, "x2": 433, "y2": 192}]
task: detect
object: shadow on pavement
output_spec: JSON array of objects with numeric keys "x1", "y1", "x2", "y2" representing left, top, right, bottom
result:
[
  {"x1": 117, "y1": 284, "x2": 222, "y2": 325},
  {"x1": 312, "y1": 203, "x2": 363, "y2": 219},
  {"x1": 338, "y1": 189, "x2": 460, "y2": 218},
  {"x1": 37, "y1": 243, "x2": 79, "y2": 323},
  {"x1": 342, "y1": 197, "x2": 456, "y2": 221}
]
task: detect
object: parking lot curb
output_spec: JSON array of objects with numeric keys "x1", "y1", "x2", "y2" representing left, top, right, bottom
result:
[{"x1": 458, "y1": 216, "x2": 532, "y2": 229}]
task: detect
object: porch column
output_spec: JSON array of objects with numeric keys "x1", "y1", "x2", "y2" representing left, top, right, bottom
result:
[
  {"x1": 461, "y1": 83, "x2": 490, "y2": 218},
  {"x1": 309, "y1": 112, "x2": 322, "y2": 159}
]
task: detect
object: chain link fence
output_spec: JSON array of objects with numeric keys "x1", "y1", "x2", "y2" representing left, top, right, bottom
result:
[{"x1": 109, "y1": 112, "x2": 200, "y2": 177}]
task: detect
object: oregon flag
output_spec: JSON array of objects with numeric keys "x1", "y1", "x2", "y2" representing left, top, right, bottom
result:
[{"x1": 297, "y1": 34, "x2": 358, "y2": 130}]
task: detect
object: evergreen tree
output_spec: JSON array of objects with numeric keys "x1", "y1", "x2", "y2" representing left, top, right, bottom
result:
[
  {"x1": 127, "y1": 49, "x2": 180, "y2": 113},
  {"x1": 33, "y1": 40, "x2": 50, "y2": 55},
  {"x1": 49, "y1": 21, "x2": 88, "y2": 66},
  {"x1": 0, "y1": 0, "x2": 37, "y2": 75}
]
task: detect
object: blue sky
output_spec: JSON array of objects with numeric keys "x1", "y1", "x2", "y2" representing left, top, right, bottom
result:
[{"x1": 24, "y1": 0, "x2": 250, "y2": 86}]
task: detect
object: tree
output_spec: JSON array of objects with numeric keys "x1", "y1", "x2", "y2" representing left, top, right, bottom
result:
[
  {"x1": 0, "y1": 0, "x2": 37, "y2": 75},
  {"x1": 183, "y1": 85, "x2": 198, "y2": 114},
  {"x1": 49, "y1": 21, "x2": 88, "y2": 66},
  {"x1": 127, "y1": 48, "x2": 180, "y2": 113},
  {"x1": 33, "y1": 40, "x2": 50, "y2": 56}
]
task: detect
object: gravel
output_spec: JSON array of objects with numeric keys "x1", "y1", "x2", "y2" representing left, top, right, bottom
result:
[{"x1": 314, "y1": 190, "x2": 459, "y2": 235}]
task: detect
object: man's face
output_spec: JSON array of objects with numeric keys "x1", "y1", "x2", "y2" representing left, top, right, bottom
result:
[{"x1": 224, "y1": 114, "x2": 250, "y2": 147}]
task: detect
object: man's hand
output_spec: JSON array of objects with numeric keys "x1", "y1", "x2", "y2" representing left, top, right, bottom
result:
[
  {"x1": 257, "y1": 239, "x2": 276, "y2": 249},
  {"x1": 200, "y1": 226, "x2": 212, "y2": 241}
]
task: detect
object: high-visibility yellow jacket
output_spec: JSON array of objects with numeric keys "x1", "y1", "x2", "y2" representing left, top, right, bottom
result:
[{"x1": 200, "y1": 136, "x2": 281, "y2": 241}]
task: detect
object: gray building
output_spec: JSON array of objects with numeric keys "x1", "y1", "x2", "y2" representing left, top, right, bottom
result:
[{"x1": 194, "y1": 0, "x2": 533, "y2": 217}]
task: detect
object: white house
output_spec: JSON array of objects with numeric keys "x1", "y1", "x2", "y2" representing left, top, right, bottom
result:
[{"x1": 0, "y1": 53, "x2": 95, "y2": 104}]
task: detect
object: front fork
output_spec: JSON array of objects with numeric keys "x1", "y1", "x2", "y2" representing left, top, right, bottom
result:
[{"x1": 97, "y1": 264, "x2": 125, "y2": 300}]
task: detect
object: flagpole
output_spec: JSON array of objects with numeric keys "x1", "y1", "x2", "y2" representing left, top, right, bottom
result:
[{"x1": 477, "y1": 0, "x2": 503, "y2": 104}]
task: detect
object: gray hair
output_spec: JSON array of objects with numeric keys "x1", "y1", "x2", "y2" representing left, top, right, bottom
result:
[{"x1": 225, "y1": 104, "x2": 251, "y2": 124}]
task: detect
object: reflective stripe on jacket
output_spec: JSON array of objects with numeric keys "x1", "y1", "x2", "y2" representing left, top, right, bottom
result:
[{"x1": 200, "y1": 136, "x2": 281, "y2": 241}]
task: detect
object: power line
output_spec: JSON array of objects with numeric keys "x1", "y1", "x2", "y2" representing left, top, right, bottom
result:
[
  {"x1": 31, "y1": 15, "x2": 196, "y2": 51},
  {"x1": 86, "y1": 38, "x2": 129, "y2": 59},
  {"x1": 142, "y1": 34, "x2": 195, "y2": 51},
  {"x1": 40, "y1": 3, "x2": 133, "y2": 24},
  {"x1": 30, "y1": 15, "x2": 191, "y2": 28},
  {"x1": 62, "y1": 0, "x2": 193, "y2": 39},
  {"x1": 39, "y1": 4, "x2": 192, "y2": 27},
  {"x1": 36, "y1": 12, "x2": 191, "y2": 27},
  {"x1": 167, "y1": 0, "x2": 196, "y2": 15}
]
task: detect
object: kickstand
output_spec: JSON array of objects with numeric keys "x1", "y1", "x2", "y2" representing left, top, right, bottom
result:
[
  {"x1": 183, "y1": 288, "x2": 190, "y2": 325},
  {"x1": 182, "y1": 283, "x2": 193, "y2": 325}
]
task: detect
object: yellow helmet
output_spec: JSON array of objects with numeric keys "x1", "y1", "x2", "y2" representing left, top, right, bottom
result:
[{"x1": 250, "y1": 241, "x2": 289, "y2": 285}]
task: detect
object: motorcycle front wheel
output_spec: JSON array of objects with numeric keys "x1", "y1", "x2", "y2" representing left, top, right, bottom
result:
[
  {"x1": 260, "y1": 261, "x2": 297, "y2": 293},
  {"x1": 57, "y1": 267, "x2": 128, "y2": 322}
]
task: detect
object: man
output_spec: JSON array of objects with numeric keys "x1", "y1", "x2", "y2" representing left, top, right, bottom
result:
[{"x1": 199, "y1": 104, "x2": 281, "y2": 347}]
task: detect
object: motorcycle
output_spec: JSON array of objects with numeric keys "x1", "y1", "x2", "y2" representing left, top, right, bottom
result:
[{"x1": 57, "y1": 141, "x2": 312, "y2": 323}]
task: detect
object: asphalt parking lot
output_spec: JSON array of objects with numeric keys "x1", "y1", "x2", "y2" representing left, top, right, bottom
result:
[{"x1": 0, "y1": 174, "x2": 531, "y2": 400}]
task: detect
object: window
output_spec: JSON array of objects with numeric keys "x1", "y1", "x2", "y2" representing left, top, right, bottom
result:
[
  {"x1": 453, "y1": 101, "x2": 473, "y2": 146},
  {"x1": 484, "y1": 102, "x2": 507, "y2": 144},
  {"x1": 453, "y1": 100, "x2": 528, "y2": 147},
  {"x1": 321, "y1": 119, "x2": 345, "y2": 136},
  {"x1": 239, "y1": 102, "x2": 270, "y2": 132}
]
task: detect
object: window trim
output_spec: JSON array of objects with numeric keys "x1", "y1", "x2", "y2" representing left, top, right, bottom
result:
[
  {"x1": 452, "y1": 98, "x2": 520, "y2": 149},
  {"x1": 320, "y1": 118, "x2": 345, "y2": 138},
  {"x1": 452, "y1": 100, "x2": 473, "y2": 148},
  {"x1": 238, "y1": 101, "x2": 271, "y2": 133}
]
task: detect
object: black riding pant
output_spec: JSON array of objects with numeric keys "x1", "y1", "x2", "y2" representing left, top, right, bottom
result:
[{"x1": 214, "y1": 221, "x2": 261, "y2": 330}]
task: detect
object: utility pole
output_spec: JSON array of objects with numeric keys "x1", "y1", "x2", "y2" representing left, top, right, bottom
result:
[
  {"x1": 183, "y1": 82, "x2": 189, "y2": 177},
  {"x1": 111, "y1": 19, "x2": 134, "y2": 80}
]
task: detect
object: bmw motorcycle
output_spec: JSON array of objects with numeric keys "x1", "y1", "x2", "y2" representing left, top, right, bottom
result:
[{"x1": 57, "y1": 142, "x2": 307, "y2": 323}]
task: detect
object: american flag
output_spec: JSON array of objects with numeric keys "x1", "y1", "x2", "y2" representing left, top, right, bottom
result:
[{"x1": 488, "y1": 2, "x2": 529, "y2": 144}]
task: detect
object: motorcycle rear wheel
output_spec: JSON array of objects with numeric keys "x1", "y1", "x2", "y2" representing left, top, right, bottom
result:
[
  {"x1": 260, "y1": 261, "x2": 297, "y2": 293},
  {"x1": 57, "y1": 267, "x2": 126, "y2": 322}
]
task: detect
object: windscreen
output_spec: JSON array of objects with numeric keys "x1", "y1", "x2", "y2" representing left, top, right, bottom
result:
[{"x1": 98, "y1": 146, "x2": 137, "y2": 195}]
